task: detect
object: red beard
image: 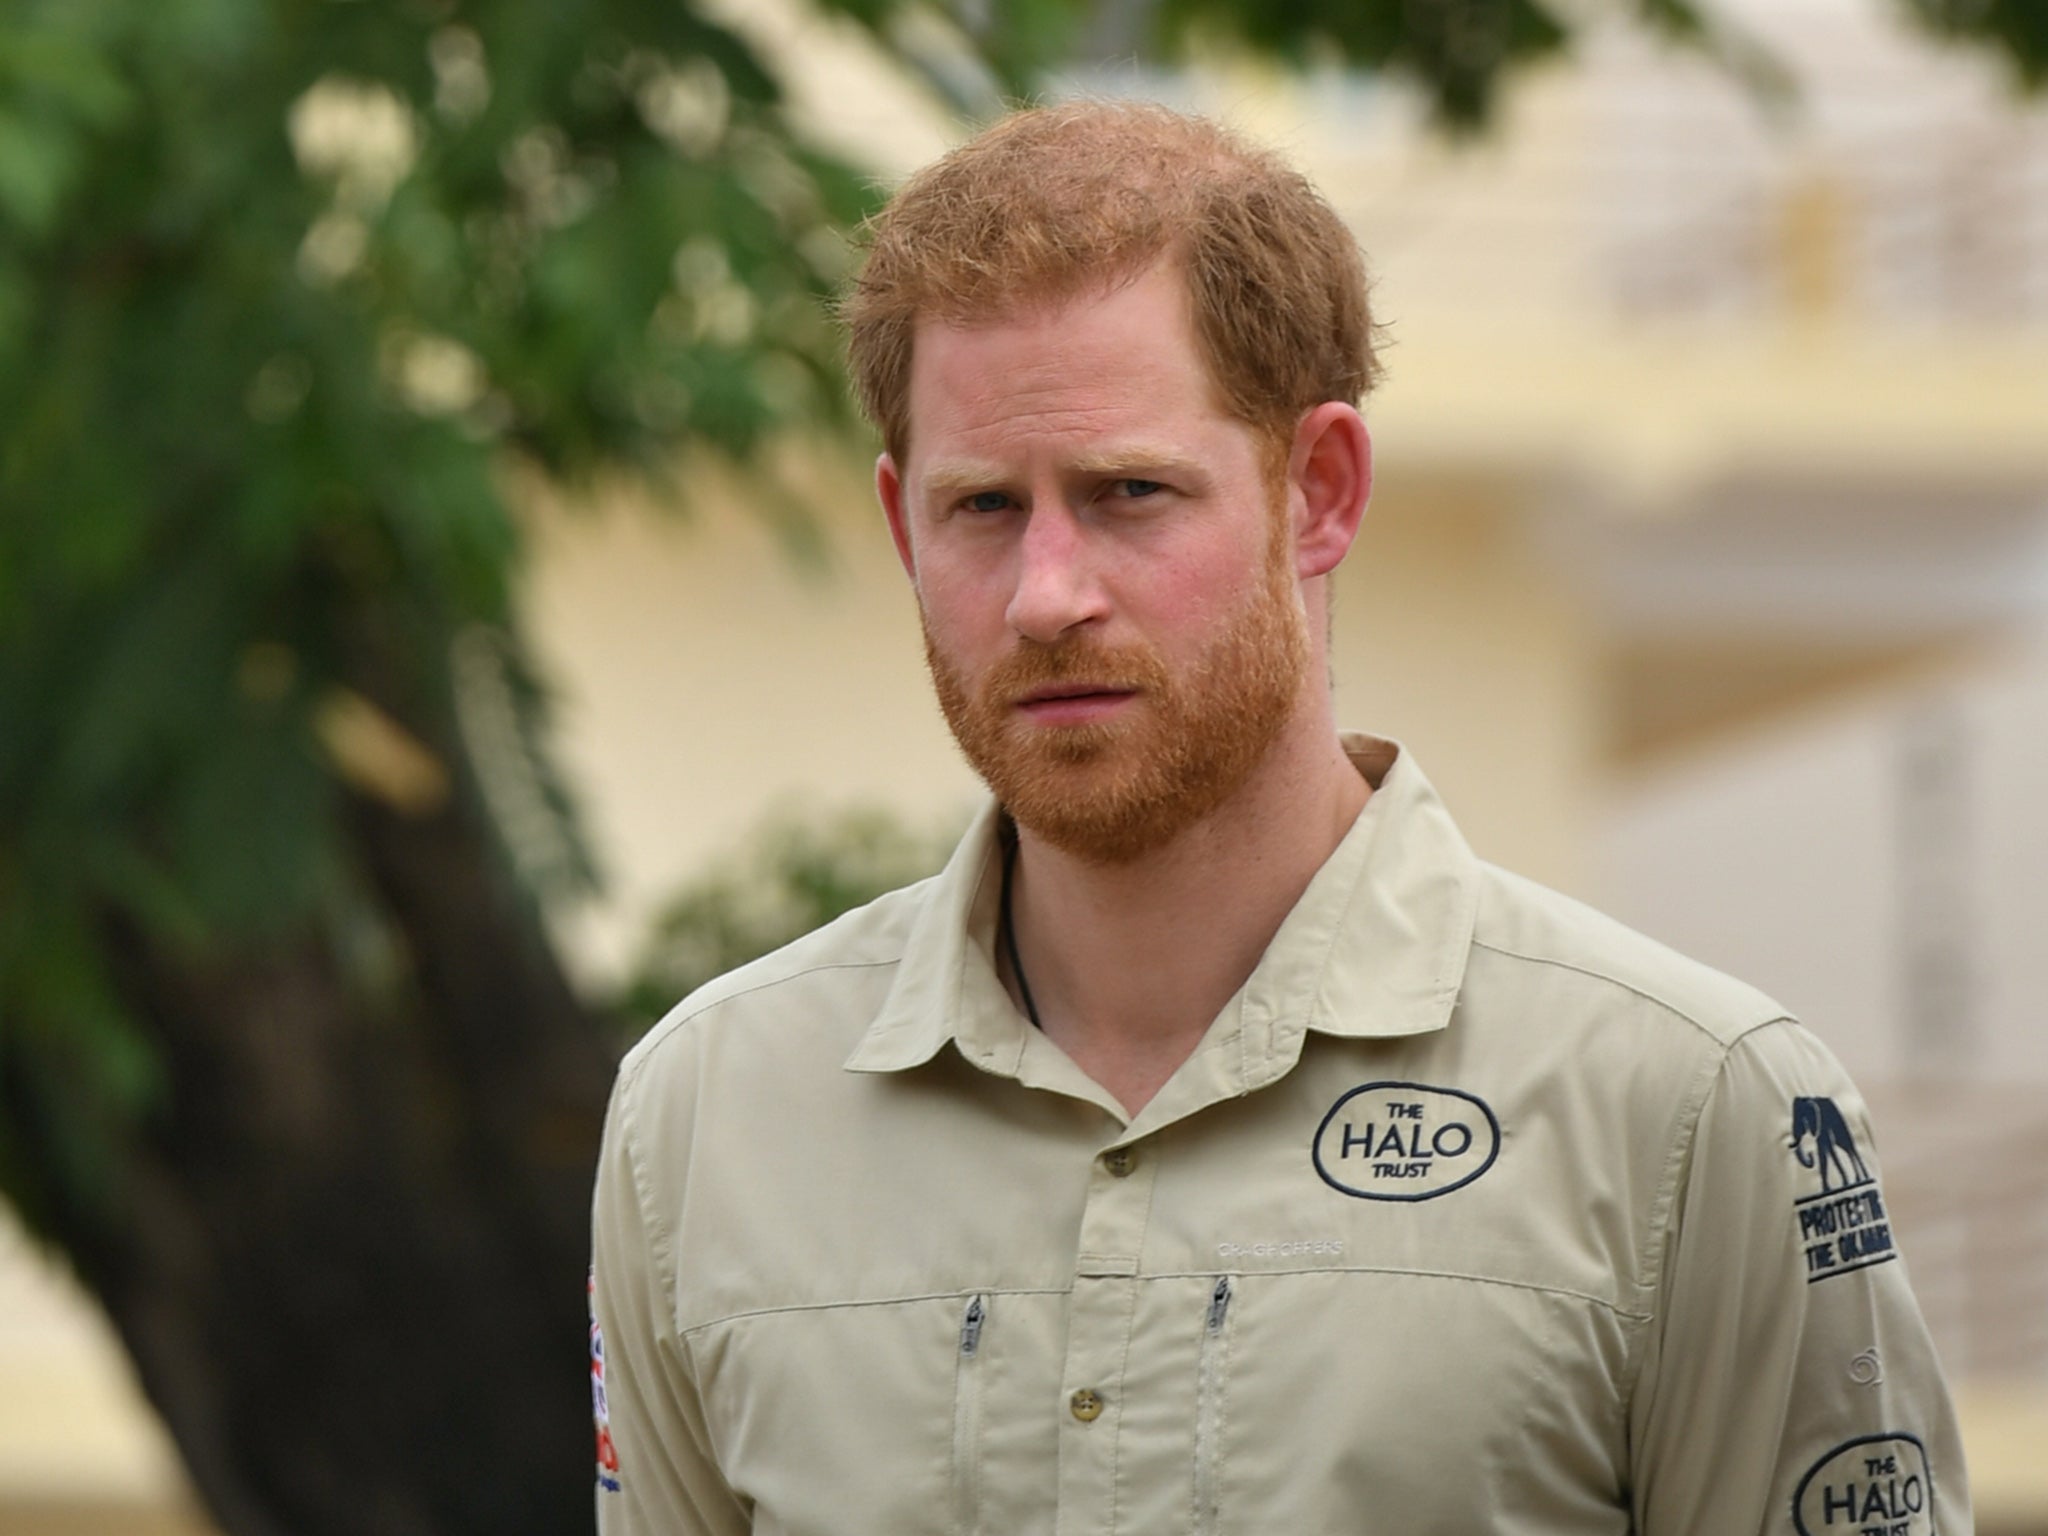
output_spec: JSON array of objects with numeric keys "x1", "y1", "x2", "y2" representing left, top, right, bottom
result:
[{"x1": 923, "y1": 515, "x2": 1309, "y2": 864}]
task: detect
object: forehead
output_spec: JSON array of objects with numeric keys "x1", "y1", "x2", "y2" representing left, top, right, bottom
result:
[{"x1": 901, "y1": 262, "x2": 1239, "y2": 473}]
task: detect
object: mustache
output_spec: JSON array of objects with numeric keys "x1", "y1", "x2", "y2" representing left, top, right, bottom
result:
[{"x1": 981, "y1": 638, "x2": 1167, "y2": 701}]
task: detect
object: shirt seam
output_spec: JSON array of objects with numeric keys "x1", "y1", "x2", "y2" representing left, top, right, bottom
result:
[
  {"x1": 1470, "y1": 936, "x2": 1793, "y2": 1046},
  {"x1": 614, "y1": 1052, "x2": 679, "y2": 1296},
  {"x1": 1619, "y1": 1022, "x2": 1804, "y2": 1413},
  {"x1": 677, "y1": 1286, "x2": 1073, "y2": 1339},
  {"x1": 631, "y1": 956, "x2": 907, "y2": 1065},
  {"x1": 1168, "y1": 1262, "x2": 1647, "y2": 1320},
  {"x1": 692, "y1": 957, "x2": 904, "y2": 1019},
  {"x1": 613, "y1": 1071, "x2": 749, "y2": 1513},
  {"x1": 674, "y1": 1265, "x2": 1647, "y2": 1336},
  {"x1": 1109, "y1": 1276, "x2": 1142, "y2": 1536},
  {"x1": 614, "y1": 1052, "x2": 685, "y2": 1365},
  {"x1": 1106, "y1": 1167, "x2": 1164, "y2": 1536}
]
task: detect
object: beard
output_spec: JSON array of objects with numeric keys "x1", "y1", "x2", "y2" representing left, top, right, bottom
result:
[{"x1": 923, "y1": 514, "x2": 1310, "y2": 865}]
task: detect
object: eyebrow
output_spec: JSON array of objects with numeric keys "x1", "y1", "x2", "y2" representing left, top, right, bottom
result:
[
  {"x1": 917, "y1": 460, "x2": 1010, "y2": 503},
  {"x1": 918, "y1": 449, "x2": 1209, "y2": 502}
]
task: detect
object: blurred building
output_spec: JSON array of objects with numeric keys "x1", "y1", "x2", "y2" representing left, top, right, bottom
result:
[{"x1": 7, "y1": 0, "x2": 2047, "y2": 1529}]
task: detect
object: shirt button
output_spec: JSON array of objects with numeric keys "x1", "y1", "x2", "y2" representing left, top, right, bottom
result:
[
  {"x1": 1103, "y1": 1147, "x2": 1136, "y2": 1178},
  {"x1": 1069, "y1": 1389, "x2": 1105, "y2": 1422}
]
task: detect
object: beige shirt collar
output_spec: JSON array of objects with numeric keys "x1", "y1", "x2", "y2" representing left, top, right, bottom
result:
[{"x1": 844, "y1": 734, "x2": 1480, "y2": 1104}]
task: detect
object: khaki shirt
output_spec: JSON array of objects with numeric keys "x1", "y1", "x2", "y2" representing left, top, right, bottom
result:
[{"x1": 591, "y1": 736, "x2": 1969, "y2": 1535}]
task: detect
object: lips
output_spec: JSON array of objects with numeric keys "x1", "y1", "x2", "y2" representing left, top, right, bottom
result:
[
  {"x1": 1016, "y1": 683, "x2": 1132, "y2": 705},
  {"x1": 1012, "y1": 684, "x2": 1138, "y2": 726},
  {"x1": 979, "y1": 638, "x2": 1165, "y2": 729}
]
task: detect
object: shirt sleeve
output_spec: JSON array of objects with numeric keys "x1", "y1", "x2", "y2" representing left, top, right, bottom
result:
[
  {"x1": 590, "y1": 1056, "x2": 751, "y2": 1536},
  {"x1": 1628, "y1": 1020, "x2": 1972, "y2": 1536}
]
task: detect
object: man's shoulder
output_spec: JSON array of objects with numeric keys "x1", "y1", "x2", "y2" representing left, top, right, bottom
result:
[
  {"x1": 618, "y1": 872, "x2": 940, "y2": 1085},
  {"x1": 1466, "y1": 860, "x2": 1791, "y2": 1050}
]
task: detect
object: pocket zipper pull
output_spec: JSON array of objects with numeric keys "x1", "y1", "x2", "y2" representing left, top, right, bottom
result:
[
  {"x1": 1207, "y1": 1276, "x2": 1232, "y2": 1333},
  {"x1": 961, "y1": 1294, "x2": 986, "y2": 1356}
]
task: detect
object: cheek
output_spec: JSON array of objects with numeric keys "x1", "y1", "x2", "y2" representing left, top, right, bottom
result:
[
  {"x1": 914, "y1": 563, "x2": 1008, "y2": 652},
  {"x1": 1127, "y1": 533, "x2": 1273, "y2": 636}
]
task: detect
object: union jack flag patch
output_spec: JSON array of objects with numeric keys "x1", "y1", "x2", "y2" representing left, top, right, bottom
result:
[{"x1": 589, "y1": 1268, "x2": 620, "y2": 1493}]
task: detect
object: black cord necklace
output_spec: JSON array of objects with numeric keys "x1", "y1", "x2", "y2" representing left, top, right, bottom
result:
[{"x1": 1000, "y1": 832, "x2": 1042, "y2": 1029}]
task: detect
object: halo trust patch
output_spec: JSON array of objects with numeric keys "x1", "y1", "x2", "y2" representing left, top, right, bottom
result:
[{"x1": 1312, "y1": 1081, "x2": 1501, "y2": 1201}]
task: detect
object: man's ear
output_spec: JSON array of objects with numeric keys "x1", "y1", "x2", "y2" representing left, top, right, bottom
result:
[
  {"x1": 1288, "y1": 403, "x2": 1372, "y2": 580},
  {"x1": 876, "y1": 453, "x2": 916, "y2": 580}
]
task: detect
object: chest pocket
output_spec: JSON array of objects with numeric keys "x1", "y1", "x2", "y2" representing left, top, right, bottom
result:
[
  {"x1": 1193, "y1": 1276, "x2": 1234, "y2": 1536},
  {"x1": 953, "y1": 1295, "x2": 989, "y2": 1536},
  {"x1": 1177, "y1": 1268, "x2": 1635, "y2": 1536},
  {"x1": 697, "y1": 1268, "x2": 1631, "y2": 1535},
  {"x1": 946, "y1": 1280, "x2": 1231, "y2": 1536}
]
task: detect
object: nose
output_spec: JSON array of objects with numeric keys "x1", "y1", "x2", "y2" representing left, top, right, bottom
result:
[{"x1": 1005, "y1": 504, "x2": 1106, "y2": 643}]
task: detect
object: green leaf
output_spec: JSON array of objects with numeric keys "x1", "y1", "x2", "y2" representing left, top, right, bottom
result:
[
  {"x1": 621, "y1": 805, "x2": 955, "y2": 1030},
  {"x1": 0, "y1": 24, "x2": 136, "y2": 125},
  {"x1": 169, "y1": 704, "x2": 334, "y2": 934},
  {"x1": 0, "y1": 105, "x2": 75, "y2": 234}
]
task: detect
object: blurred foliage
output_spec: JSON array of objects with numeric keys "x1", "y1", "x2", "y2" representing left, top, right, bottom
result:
[
  {"x1": 1155, "y1": 0, "x2": 1571, "y2": 123},
  {"x1": 621, "y1": 805, "x2": 956, "y2": 1027},
  {"x1": 0, "y1": 0, "x2": 884, "y2": 1234},
  {"x1": 1903, "y1": 0, "x2": 2048, "y2": 88}
]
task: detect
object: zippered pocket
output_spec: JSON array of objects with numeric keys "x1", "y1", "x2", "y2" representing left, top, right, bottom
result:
[
  {"x1": 1193, "y1": 1275, "x2": 1233, "y2": 1536},
  {"x1": 953, "y1": 1294, "x2": 988, "y2": 1536}
]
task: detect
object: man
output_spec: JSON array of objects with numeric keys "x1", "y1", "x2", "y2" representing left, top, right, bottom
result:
[{"x1": 591, "y1": 102, "x2": 1968, "y2": 1535}]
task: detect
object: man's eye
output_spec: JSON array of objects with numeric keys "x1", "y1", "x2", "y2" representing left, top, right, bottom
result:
[
  {"x1": 1114, "y1": 479, "x2": 1164, "y2": 499},
  {"x1": 963, "y1": 491, "x2": 1010, "y2": 514}
]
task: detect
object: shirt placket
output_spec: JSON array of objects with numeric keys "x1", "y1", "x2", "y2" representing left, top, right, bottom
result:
[{"x1": 1056, "y1": 1135, "x2": 1157, "y2": 1536}]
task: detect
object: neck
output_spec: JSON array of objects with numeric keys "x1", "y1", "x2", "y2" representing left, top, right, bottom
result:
[{"x1": 1002, "y1": 711, "x2": 1368, "y2": 1117}]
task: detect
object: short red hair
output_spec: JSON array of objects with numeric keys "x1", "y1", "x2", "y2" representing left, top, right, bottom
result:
[{"x1": 841, "y1": 100, "x2": 1380, "y2": 464}]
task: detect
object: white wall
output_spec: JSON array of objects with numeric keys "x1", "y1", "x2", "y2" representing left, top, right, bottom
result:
[{"x1": 1601, "y1": 625, "x2": 2048, "y2": 1086}]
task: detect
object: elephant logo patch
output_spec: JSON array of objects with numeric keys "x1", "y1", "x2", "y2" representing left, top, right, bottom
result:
[
  {"x1": 1792, "y1": 1096, "x2": 1870, "y2": 1193},
  {"x1": 1788, "y1": 1097, "x2": 1897, "y2": 1284}
]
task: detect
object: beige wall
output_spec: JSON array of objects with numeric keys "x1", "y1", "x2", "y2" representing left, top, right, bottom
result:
[
  {"x1": 520, "y1": 452, "x2": 981, "y2": 979},
  {"x1": 1332, "y1": 474, "x2": 1599, "y2": 894},
  {"x1": 0, "y1": 1211, "x2": 209, "y2": 1534}
]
